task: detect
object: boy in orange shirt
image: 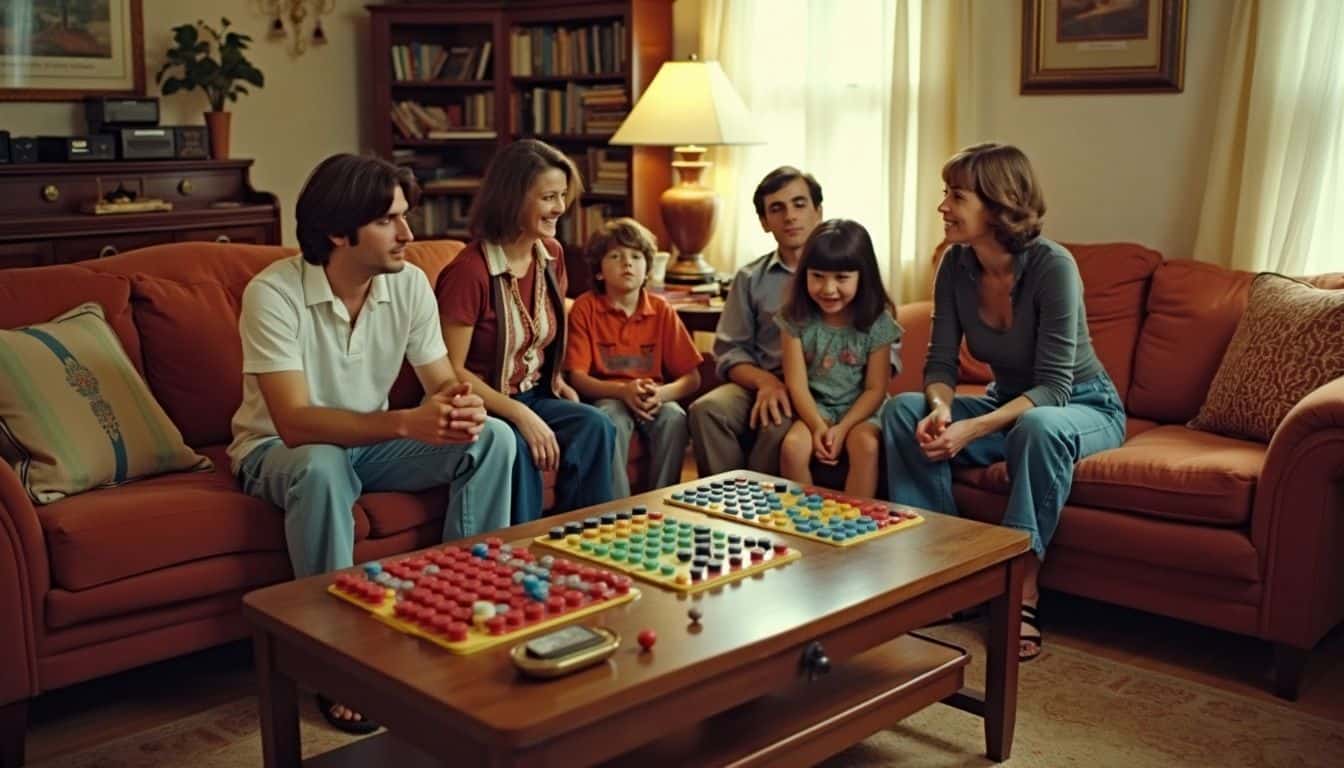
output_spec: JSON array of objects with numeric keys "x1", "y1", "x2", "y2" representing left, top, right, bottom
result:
[{"x1": 566, "y1": 219, "x2": 703, "y2": 497}]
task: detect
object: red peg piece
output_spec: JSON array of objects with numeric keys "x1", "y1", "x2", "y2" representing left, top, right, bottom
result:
[{"x1": 637, "y1": 628, "x2": 657, "y2": 651}]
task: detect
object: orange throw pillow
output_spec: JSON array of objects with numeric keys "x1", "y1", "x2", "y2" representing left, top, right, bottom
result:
[{"x1": 1190, "y1": 273, "x2": 1344, "y2": 442}]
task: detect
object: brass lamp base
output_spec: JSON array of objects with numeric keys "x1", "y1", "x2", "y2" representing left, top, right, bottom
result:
[
  {"x1": 659, "y1": 145, "x2": 720, "y2": 286},
  {"x1": 665, "y1": 253, "x2": 718, "y2": 285}
]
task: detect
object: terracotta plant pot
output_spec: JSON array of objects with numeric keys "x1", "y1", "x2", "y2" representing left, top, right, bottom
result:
[{"x1": 204, "y1": 111, "x2": 231, "y2": 160}]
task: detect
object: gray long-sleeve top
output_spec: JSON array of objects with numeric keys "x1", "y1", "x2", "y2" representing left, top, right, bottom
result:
[{"x1": 924, "y1": 237, "x2": 1104, "y2": 407}]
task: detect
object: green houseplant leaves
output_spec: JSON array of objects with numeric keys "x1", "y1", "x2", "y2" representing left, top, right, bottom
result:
[{"x1": 156, "y1": 18, "x2": 265, "y2": 112}]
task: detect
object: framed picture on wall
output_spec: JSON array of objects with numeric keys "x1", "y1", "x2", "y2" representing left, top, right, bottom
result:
[
  {"x1": 0, "y1": 0, "x2": 145, "y2": 101},
  {"x1": 1021, "y1": 0, "x2": 1187, "y2": 94}
]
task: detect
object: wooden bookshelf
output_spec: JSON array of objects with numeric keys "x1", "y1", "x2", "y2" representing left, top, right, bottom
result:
[{"x1": 369, "y1": 1, "x2": 673, "y2": 247}]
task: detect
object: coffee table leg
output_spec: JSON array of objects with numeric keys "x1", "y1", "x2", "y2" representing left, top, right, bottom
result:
[
  {"x1": 254, "y1": 630, "x2": 302, "y2": 768},
  {"x1": 983, "y1": 553, "x2": 1025, "y2": 761}
]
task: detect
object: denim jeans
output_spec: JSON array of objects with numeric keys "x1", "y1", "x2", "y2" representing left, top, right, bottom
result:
[
  {"x1": 594, "y1": 398, "x2": 689, "y2": 498},
  {"x1": 880, "y1": 374, "x2": 1126, "y2": 558},
  {"x1": 508, "y1": 388, "x2": 615, "y2": 523},
  {"x1": 237, "y1": 417, "x2": 516, "y2": 578}
]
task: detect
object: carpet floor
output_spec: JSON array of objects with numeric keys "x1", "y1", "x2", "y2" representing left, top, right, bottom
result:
[{"x1": 28, "y1": 621, "x2": 1344, "y2": 768}]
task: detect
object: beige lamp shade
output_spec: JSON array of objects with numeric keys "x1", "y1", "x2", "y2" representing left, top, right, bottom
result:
[
  {"x1": 610, "y1": 59, "x2": 763, "y2": 284},
  {"x1": 610, "y1": 59, "x2": 764, "y2": 146}
]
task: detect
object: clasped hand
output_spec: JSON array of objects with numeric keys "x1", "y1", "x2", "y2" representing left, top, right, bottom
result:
[
  {"x1": 914, "y1": 405, "x2": 979, "y2": 461},
  {"x1": 620, "y1": 378, "x2": 662, "y2": 422},
  {"x1": 811, "y1": 422, "x2": 848, "y2": 466},
  {"x1": 405, "y1": 382, "x2": 486, "y2": 444}
]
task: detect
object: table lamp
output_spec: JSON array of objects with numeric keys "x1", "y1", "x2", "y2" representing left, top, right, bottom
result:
[{"x1": 610, "y1": 57, "x2": 764, "y2": 285}]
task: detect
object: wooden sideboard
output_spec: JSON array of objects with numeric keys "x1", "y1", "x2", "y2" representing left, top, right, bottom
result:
[{"x1": 0, "y1": 159, "x2": 281, "y2": 269}]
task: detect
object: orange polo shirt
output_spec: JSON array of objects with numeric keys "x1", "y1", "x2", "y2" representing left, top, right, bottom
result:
[{"x1": 565, "y1": 289, "x2": 702, "y2": 384}]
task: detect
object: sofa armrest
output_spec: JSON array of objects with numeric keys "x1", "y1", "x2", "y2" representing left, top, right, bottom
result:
[
  {"x1": 0, "y1": 461, "x2": 45, "y2": 704},
  {"x1": 1253, "y1": 375, "x2": 1344, "y2": 648}
]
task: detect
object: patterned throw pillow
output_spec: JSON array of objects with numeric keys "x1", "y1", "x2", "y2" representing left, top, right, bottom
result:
[
  {"x1": 1189, "y1": 274, "x2": 1344, "y2": 442},
  {"x1": 0, "y1": 302, "x2": 211, "y2": 504}
]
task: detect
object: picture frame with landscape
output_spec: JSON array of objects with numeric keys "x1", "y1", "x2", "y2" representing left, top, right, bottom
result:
[
  {"x1": 1021, "y1": 0, "x2": 1187, "y2": 94},
  {"x1": 0, "y1": 0, "x2": 145, "y2": 101}
]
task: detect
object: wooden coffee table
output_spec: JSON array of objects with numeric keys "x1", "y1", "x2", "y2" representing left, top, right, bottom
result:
[{"x1": 244, "y1": 471, "x2": 1030, "y2": 767}]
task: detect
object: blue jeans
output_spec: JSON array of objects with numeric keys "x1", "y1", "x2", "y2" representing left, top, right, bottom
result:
[
  {"x1": 880, "y1": 375, "x2": 1126, "y2": 559},
  {"x1": 238, "y1": 417, "x2": 515, "y2": 578},
  {"x1": 509, "y1": 388, "x2": 615, "y2": 523},
  {"x1": 595, "y1": 398, "x2": 689, "y2": 498}
]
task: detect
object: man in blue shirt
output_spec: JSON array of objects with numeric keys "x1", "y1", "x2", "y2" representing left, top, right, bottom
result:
[{"x1": 688, "y1": 167, "x2": 823, "y2": 476}]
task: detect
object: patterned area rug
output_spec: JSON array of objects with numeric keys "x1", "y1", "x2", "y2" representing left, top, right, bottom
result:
[{"x1": 30, "y1": 622, "x2": 1344, "y2": 768}]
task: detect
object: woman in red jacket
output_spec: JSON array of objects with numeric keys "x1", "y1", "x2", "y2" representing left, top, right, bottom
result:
[{"x1": 437, "y1": 139, "x2": 615, "y2": 522}]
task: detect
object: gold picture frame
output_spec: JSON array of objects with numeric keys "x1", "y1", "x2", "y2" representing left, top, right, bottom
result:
[
  {"x1": 1021, "y1": 0, "x2": 1187, "y2": 94},
  {"x1": 0, "y1": 0, "x2": 145, "y2": 101}
]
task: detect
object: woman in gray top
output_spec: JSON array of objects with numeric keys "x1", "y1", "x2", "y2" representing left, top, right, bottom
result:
[{"x1": 879, "y1": 143, "x2": 1126, "y2": 662}]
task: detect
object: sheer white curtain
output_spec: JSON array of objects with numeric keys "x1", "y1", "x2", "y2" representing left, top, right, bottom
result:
[
  {"x1": 698, "y1": 0, "x2": 967, "y2": 302},
  {"x1": 1193, "y1": 0, "x2": 1344, "y2": 275}
]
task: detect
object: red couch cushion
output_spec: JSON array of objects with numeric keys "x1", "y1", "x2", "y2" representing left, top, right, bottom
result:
[
  {"x1": 1128, "y1": 260, "x2": 1255, "y2": 423},
  {"x1": 39, "y1": 446, "x2": 286, "y2": 590},
  {"x1": 0, "y1": 265, "x2": 141, "y2": 372},
  {"x1": 86, "y1": 243, "x2": 295, "y2": 446},
  {"x1": 126, "y1": 277, "x2": 246, "y2": 447},
  {"x1": 361, "y1": 488, "x2": 447, "y2": 538},
  {"x1": 1066, "y1": 243, "x2": 1163, "y2": 402},
  {"x1": 45, "y1": 551, "x2": 291, "y2": 629},
  {"x1": 954, "y1": 424, "x2": 1263, "y2": 527}
]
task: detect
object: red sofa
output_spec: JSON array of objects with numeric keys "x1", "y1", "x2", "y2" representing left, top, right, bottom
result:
[
  {"x1": 890, "y1": 243, "x2": 1344, "y2": 699},
  {"x1": 0, "y1": 240, "x2": 651, "y2": 766}
]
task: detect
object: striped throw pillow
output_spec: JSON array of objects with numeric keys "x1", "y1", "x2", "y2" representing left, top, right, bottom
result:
[{"x1": 0, "y1": 302, "x2": 211, "y2": 504}]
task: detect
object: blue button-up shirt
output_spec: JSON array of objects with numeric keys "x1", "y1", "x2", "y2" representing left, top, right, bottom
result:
[{"x1": 712, "y1": 251, "x2": 796, "y2": 381}]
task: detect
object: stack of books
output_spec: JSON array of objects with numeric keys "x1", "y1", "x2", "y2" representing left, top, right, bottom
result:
[
  {"x1": 390, "y1": 96, "x2": 495, "y2": 140},
  {"x1": 568, "y1": 148, "x2": 628, "y2": 195}
]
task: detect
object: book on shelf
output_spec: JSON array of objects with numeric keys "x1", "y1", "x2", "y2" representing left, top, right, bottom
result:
[
  {"x1": 390, "y1": 95, "x2": 494, "y2": 139},
  {"x1": 408, "y1": 195, "x2": 472, "y2": 240},
  {"x1": 509, "y1": 20, "x2": 628, "y2": 77},
  {"x1": 391, "y1": 41, "x2": 491, "y2": 82},
  {"x1": 512, "y1": 83, "x2": 628, "y2": 135},
  {"x1": 557, "y1": 202, "x2": 616, "y2": 245},
  {"x1": 475, "y1": 41, "x2": 493, "y2": 80},
  {"x1": 567, "y1": 147, "x2": 629, "y2": 195},
  {"x1": 421, "y1": 176, "x2": 483, "y2": 193},
  {"x1": 425, "y1": 129, "x2": 496, "y2": 140}
]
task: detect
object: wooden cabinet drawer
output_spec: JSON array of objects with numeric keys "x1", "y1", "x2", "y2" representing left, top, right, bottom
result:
[
  {"x1": 51, "y1": 232, "x2": 171, "y2": 264},
  {"x1": 176, "y1": 224, "x2": 271, "y2": 245},
  {"x1": 0, "y1": 241, "x2": 56, "y2": 269}
]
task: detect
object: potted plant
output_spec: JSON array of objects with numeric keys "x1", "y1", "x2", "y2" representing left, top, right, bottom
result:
[{"x1": 156, "y1": 18, "x2": 265, "y2": 160}]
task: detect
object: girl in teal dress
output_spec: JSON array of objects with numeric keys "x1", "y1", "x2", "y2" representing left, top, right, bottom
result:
[{"x1": 776, "y1": 219, "x2": 902, "y2": 498}]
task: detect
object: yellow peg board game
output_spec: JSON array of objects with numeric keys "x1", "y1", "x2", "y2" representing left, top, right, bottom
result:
[
  {"x1": 665, "y1": 474, "x2": 924, "y2": 547},
  {"x1": 327, "y1": 539, "x2": 639, "y2": 655},
  {"x1": 533, "y1": 507, "x2": 801, "y2": 593}
]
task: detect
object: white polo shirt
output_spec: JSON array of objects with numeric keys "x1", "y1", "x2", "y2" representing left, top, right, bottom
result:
[{"x1": 227, "y1": 255, "x2": 447, "y2": 472}]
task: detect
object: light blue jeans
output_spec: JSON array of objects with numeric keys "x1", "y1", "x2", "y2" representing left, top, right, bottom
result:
[
  {"x1": 880, "y1": 375, "x2": 1126, "y2": 559},
  {"x1": 238, "y1": 417, "x2": 515, "y2": 578},
  {"x1": 595, "y1": 398, "x2": 689, "y2": 498}
]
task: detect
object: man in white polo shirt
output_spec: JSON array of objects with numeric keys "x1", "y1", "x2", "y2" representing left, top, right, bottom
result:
[
  {"x1": 229, "y1": 152, "x2": 516, "y2": 570},
  {"x1": 228, "y1": 154, "x2": 515, "y2": 732}
]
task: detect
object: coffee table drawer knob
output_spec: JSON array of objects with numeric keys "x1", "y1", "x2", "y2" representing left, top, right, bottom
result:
[{"x1": 801, "y1": 641, "x2": 830, "y2": 680}]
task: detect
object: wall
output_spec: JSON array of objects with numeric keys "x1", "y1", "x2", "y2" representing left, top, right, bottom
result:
[
  {"x1": 2, "y1": 0, "x2": 1230, "y2": 260},
  {"x1": 0, "y1": 0, "x2": 371, "y2": 247},
  {"x1": 968, "y1": 0, "x2": 1233, "y2": 260},
  {"x1": 669, "y1": 0, "x2": 1234, "y2": 262}
]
